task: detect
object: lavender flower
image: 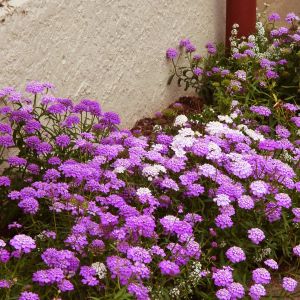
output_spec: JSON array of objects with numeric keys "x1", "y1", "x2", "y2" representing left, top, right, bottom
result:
[
  {"x1": 166, "y1": 48, "x2": 178, "y2": 59},
  {"x1": 226, "y1": 246, "x2": 246, "y2": 263},
  {"x1": 19, "y1": 292, "x2": 40, "y2": 300},
  {"x1": 10, "y1": 234, "x2": 36, "y2": 253},
  {"x1": 159, "y1": 260, "x2": 180, "y2": 276},
  {"x1": 282, "y1": 277, "x2": 298, "y2": 292},
  {"x1": 248, "y1": 228, "x2": 265, "y2": 245}
]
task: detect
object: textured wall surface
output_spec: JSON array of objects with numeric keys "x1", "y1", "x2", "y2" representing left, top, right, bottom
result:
[
  {"x1": 0, "y1": 0, "x2": 225, "y2": 127},
  {"x1": 257, "y1": 0, "x2": 300, "y2": 23}
]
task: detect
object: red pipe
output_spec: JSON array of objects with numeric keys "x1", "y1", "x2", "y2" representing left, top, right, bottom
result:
[{"x1": 226, "y1": 0, "x2": 257, "y2": 49}]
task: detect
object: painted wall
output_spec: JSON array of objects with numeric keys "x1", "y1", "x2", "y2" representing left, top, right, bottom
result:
[{"x1": 0, "y1": 0, "x2": 226, "y2": 127}]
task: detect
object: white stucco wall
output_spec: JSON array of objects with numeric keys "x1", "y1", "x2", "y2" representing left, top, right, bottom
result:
[{"x1": 0, "y1": 0, "x2": 226, "y2": 127}]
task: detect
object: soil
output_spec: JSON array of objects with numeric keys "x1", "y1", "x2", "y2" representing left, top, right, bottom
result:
[{"x1": 131, "y1": 96, "x2": 203, "y2": 136}]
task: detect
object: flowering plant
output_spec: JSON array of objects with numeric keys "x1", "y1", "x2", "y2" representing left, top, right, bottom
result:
[
  {"x1": 167, "y1": 11, "x2": 300, "y2": 112},
  {"x1": 0, "y1": 80, "x2": 300, "y2": 299}
]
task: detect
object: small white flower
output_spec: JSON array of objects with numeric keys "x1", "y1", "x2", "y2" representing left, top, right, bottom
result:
[
  {"x1": 218, "y1": 115, "x2": 233, "y2": 124},
  {"x1": 153, "y1": 125, "x2": 162, "y2": 132},
  {"x1": 91, "y1": 262, "x2": 107, "y2": 279},
  {"x1": 174, "y1": 115, "x2": 188, "y2": 127},
  {"x1": 248, "y1": 35, "x2": 256, "y2": 42},
  {"x1": 136, "y1": 187, "x2": 152, "y2": 197}
]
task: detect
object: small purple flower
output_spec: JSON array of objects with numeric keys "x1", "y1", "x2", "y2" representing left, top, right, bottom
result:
[
  {"x1": 193, "y1": 67, "x2": 203, "y2": 76},
  {"x1": 293, "y1": 245, "x2": 300, "y2": 257},
  {"x1": 212, "y1": 267, "x2": 234, "y2": 287},
  {"x1": 127, "y1": 247, "x2": 152, "y2": 264},
  {"x1": 0, "y1": 249, "x2": 10, "y2": 263},
  {"x1": 166, "y1": 48, "x2": 178, "y2": 59},
  {"x1": 250, "y1": 106, "x2": 272, "y2": 117},
  {"x1": 275, "y1": 193, "x2": 292, "y2": 208},
  {"x1": 186, "y1": 43, "x2": 196, "y2": 53},
  {"x1": 266, "y1": 70, "x2": 279, "y2": 79},
  {"x1": 179, "y1": 38, "x2": 191, "y2": 47},
  {"x1": 248, "y1": 228, "x2": 265, "y2": 245},
  {"x1": 25, "y1": 81, "x2": 45, "y2": 94},
  {"x1": 252, "y1": 268, "x2": 271, "y2": 284},
  {"x1": 226, "y1": 246, "x2": 246, "y2": 263},
  {"x1": 264, "y1": 259, "x2": 278, "y2": 270},
  {"x1": 249, "y1": 284, "x2": 266, "y2": 299},
  {"x1": 159, "y1": 260, "x2": 180, "y2": 276},
  {"x1": 206, "y1": 42, "x2": 217, "y2": 55},
  {"x1": 55, "y1": 134, "x2": 71, "y2": 148},
  {"x1": 128, "y1": 283, "x2": 150, "y2": 300},
  {"x1": 0, "y1": 135, "x2": 14, "y2": 147},
  {"x1": 215, "y1": 214, "x2": 233, "y2": 229},
  {"x1": 8, "y1": 156, "x2": 27, "y2": 167},
  {"x1": 228, "y1": 282, "x2": 245, "y2": 299},
  {"x1": 18, "y1": 197, "x2": 39, "y2": 214},
  {"x1": 10, "y1": 234, "x2": 36, "y2": 253},
  {"x1": 19, "y1": 291, "x2": 40, "y2": 300},
  {"x1": 0, "y1": 176, "x2": 11, "y2": 187},
  {"x1": 268, "y1": 13, "x2": 280, "y2": 22},
  {"x1": 285, "y1": 12, "x2": 299, "y2": 23},
  {"x1": 216, "y1": 288, "x2": 231, "y2": 300},
  {"x1": 0, "y1": 279, "x2": 12, "y2": 288},
  {"x1": 80, "y1": 266, "x2": 99, "y2": 286},
  {"x1": 250, "y1": 181, "x2": 268, "y2": 198},
  {"x1": 282, "y1": 277, "x2": 298, "y2": 292},
  {"x1": 238, "y1": 195, "x2": 254, "y2": 210}
]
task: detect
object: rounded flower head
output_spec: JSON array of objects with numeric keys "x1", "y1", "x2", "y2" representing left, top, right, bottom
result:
[
  {"x1": 166, "y1": 48, "x2": 178, "y2": 59},
  {"x1": 268, "y1": 12, "x2": 280, "y2": 22},
  {"x1": 127, "y1": 247, "x2": 152, "y2": 264},
  {"x1": 249, "y1": 284, "x2": 266, "y2": 299},
  {"x1": 193, "y1": 67, "x2": 203, "y2": 76},
  {"x1": 248, "y1": 228, "x2": 265, "y2": 245},
  {"x1": 10, "y1": 234, "x2": 36, "y2": 253},
  {"x1": 250, "y1": 181, "x2": 268, "y2": 198},
  {"x1": 238, "y1": 195, "x2": 254, "y2": 210},
  {"x1": 282, "y1": 277, "x2": 298, "y2": 292},
  {"x1": 212, "y1": 267, "x2": 234, "y2": 287},
  {"x1": 128, "y1": 283, "x2": 150, "y2": 300},
  {"x1": 264, "y1": 259, "x2": 278, "y2": 270},
  {"x1": 19, "y1": 291, "x2": 40, "y2": 300},
  {"x1": 252, "y1": 268, "x2": 271, "y2": 284},
  {"x1": 250, "y1": 106, "x2": 271, "y2": 117},
  {"x1": 293, "y1": 245, "x2": 300, "y2": 257},
  {"x1": 216, "y1": 288, "x2": 231, "y2": 300},
  {"x1": 285, "y1": 12, "x2": 299, "y2": 23},
  {"x1": 159, "y1": 260, "x2": 180, "y2": 276},
  {"x1": 275, "y1": 193, "x2": 292, "y2": 209},
  {"x1": 226, "y1": 246, "x2": 246, "y2": 263},
  {"x1": 228, "y1": 282, "x2": 245, "y2": 299}
]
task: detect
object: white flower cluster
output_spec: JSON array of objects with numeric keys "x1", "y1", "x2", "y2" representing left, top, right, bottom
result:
[
  {"x1": 136, "y1": 187, "x2": 152, "y2": 197},
  {"x1": 91, "y1": 262, "x2": 107, "y2": 279},
  {"x1": 256, "y1": 21, "x2": 265, "y2": 37},
  {"x1": 188, "y1": 261, "x2": 203, "y2": 286},
  {"x1": 174, "y1": 114, "x2": 188, "y2": 127},
  {"x1": 237, "y1": 124, "x2": 265, "y2": 141},
  {"x1": 218, "y1": 115, "x2": 233, "y2": 124},
  {"x1": 171, "y1": 126, "x2": 196, "y2": 157},
  {"x1": 142, "y1": 164, "x2": 166, "y2": 181},
  {"x1": 205, "y1": 121, "x2": 245, "y2": 140}
]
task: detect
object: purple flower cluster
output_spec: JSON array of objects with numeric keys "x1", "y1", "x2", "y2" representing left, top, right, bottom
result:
[{"x1": 1, "y1": 81, "x2": 300, "y2": 299}]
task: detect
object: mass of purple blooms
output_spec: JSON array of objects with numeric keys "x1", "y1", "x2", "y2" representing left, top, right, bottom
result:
[
  {"x1": 167, "y1": 11, "x2": 300, "y2": 110},
  {"x1": 0, "y1": 9, "x2": 300, "y2": 300},
  {"x1": 0, "y1": 79, "x2": 299, "y2": 300}
]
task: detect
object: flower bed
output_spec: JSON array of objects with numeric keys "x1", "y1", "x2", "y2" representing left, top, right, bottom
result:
[{"x1": 0, "y1": 10, "x2": 300, "y2": 300}]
